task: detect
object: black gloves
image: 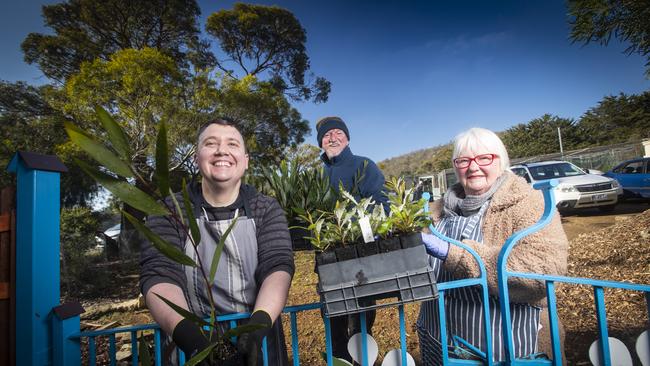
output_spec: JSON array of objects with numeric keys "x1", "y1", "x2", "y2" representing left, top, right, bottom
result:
[
  {"x1": 172, "y1": 318, "x2": 210, "y2": 364},
  {"x1": 237, "y1": 310, "x2": 273, "y2": 366}
]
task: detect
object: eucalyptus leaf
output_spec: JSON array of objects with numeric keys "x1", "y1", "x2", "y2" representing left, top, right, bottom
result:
[
  {"x1": 222, "y1": 322, "x2": 268, "y2": 338},
  {"x1": 182, "y1": 179, "x2": 201, "y2": 246},
  {"x1": 138, "y1": 331, "x2": 152, "y2": 366},
  {"x1": 209, "y1": 216, "x2": 238, "y2": 284},
  {"x1": 155, "y1": 121, "x2": 170, "y2": 198},
  {"x1": 153, "y1": 293, "x2": 210, "y2": 327},
  {"x1": 95, "y1": 106, "x2": 131, "y2": 160},
  {"x1": 75, "y1": 159, "x2": 168, "y2": 216},
  {"x1": 65, "y1": 122, "x2": 133, "y2": 178},
  {"x1": 169, "y1": 192, "x2": 185, "y2": 225},
  {"x1": 124, "y1": 211, "x2": 196, "y2": 267},
  {"x1": 185, "y1": 342, "x2": 216, "y2": 366}
]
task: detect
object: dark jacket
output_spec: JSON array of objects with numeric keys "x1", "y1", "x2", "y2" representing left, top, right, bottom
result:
[{"x1": 321, "y1": 146, "x2": 388, "y2": 209}]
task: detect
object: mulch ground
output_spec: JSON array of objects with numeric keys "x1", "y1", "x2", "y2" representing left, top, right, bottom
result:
[
  {"x1": 71, "y1": 208, "x2": 650, "y2": 365},
  {"x1": 556, "y1": 208, "x2": 650, "y2": 365}
]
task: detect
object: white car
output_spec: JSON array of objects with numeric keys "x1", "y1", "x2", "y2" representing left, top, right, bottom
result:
[{"x1": 510, "y1": 161, "x2": 622, "y2": 212}]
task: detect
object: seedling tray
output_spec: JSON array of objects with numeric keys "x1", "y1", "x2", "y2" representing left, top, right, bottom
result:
[{"x1": 317, "y1": 244, "x2": 437, "y2": 316}]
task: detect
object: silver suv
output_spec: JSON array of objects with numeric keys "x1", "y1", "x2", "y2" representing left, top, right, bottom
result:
[{"x1": 510, "y1": 161, "x2": 622, "y2": 212}]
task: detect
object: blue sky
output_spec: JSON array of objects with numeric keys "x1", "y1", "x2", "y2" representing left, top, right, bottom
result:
[{"x1": 2, "y1": 0, "x2": 649, "y2": 162}]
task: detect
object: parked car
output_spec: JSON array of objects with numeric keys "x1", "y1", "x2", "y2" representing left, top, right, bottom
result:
[
  {"x1": 604, "y1": 157, "x2": 650, "y2": 199},
  {"x1": 510, "y1": 161, "x2": 622, "y2": 212}
]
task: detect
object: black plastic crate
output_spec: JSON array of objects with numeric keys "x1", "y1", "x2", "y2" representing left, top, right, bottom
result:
[{"x1": 317, "y1": 245, "x2": 438, "y2": 316}]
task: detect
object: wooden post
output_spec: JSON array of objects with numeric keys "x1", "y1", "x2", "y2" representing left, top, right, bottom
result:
[
  {"x1": 7, "y1": 151, "x2": 67, "y2": 366},
  {"x1": 0, "y1": 186, "x2": 16, "y2": 366}
]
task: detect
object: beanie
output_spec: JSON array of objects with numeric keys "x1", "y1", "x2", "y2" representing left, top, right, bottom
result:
[{"x1": 316, "y1": 117, "x2": 350, "y2": 147}]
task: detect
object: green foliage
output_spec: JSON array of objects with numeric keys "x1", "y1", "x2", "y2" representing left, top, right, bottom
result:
[
  {"x1": 206, "y1": 2, "x2": 331, "y2": 102},
  {"x1": 379, "y1": 143, "x2": 453, "y2": 179},
  {"x1": 501, "y1": 114, "x2": 580, "y2": 159},
  {"x1": 215, "y1": 75, "x2": 311, "y2": 167},
  {"x1": 576, "y1": 92, "x2": 650, "y2": 145},
  {"x1": 0, "y1": 81, "x2": 97, "y2": 206},
  {"x1": 327, "y1": 200, "x2": 357, "y2": 246},
  {"x1": 60, "y1": 206, "x2": 100, "y2": 292},
  {"x1": 17, "y1": 1, "x2": 322, "y2": 211},
  {"x1": 261, "y1": 158, "x2": 337, "y2": 226},
  {"x1": 568, "y1": 0, "x2": 650, "y2": 77},
  {"x1": 299, "y1": 177, "x2": 429, "y2": 250},
  {"x1": 297, "y1": 211, "x2": 331, "y2": 251},
  {"x1": 21, "y1": 0, "x2": 207, "y2": 82},
  {"x1": 60, "y1": 47, "x2": 210, "y2": 207},
  {"x1": 284, "y1": 144, "x2": 322, "y2": 171},
  {"x1": 384, "y1": 177, "x2": 431, "y2": 235}
]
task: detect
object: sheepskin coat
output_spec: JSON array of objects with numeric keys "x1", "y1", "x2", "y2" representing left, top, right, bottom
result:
[{"x1": 429, "y1": 171, "x2": 568, "y2": 306}]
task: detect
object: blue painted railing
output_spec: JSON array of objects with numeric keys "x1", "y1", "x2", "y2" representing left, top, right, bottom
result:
[
  {"x1": 66, "y1": 302, "x2": 414, "y2": 366},
  {"x1": 9, "y1": 151, "x2": 643, "y2": 366}
]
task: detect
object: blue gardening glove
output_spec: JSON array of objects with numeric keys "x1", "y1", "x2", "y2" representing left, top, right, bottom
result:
[
  {"x1": 421, "y1": 232, "x2": 450, "y2": 260},
  {"x1": 237, "y1": 310, "x2": 272, "y2": 366}
]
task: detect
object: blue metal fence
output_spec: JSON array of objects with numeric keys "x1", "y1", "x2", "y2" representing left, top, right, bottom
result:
[{"x1": 10, "y1": 153, "x2": 650, "y2": 365}]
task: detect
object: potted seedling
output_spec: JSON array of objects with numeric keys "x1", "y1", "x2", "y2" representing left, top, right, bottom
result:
[
  {"x1": 299, "y1": 210, "x2": 337, "y2": 266},
  {"x1": 384, "y1": 177, "x2": 431, "y2": 249},
  {"x1": 304, "y1": 184, "x2": 437, "y2": 317},
  {"x1": 328, "y1": 200, "x2": 359, "y2": 261}
]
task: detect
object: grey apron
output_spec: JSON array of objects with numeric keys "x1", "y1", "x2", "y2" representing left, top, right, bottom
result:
[
  {"x1": 177, "y1": 191, "x2": 289, "y2": 366},
  {"x1": 417, "y1": 202, "x2": 540, "y2": 364},
  {"x1": 184, "y1": 209, "x2": 259, "y2": 316}
]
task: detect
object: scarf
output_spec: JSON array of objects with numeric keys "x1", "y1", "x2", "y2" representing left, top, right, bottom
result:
[{"x1": 443, "y1": 173, "x2": 508, "y2": 217}]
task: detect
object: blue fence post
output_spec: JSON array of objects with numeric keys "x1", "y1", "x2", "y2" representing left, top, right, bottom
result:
[
  {"x1": 52, "y1": 302, "x2": 84, "y2": 366},
  {"x1": 7, "y1": 151, "x2": 67, "y2": 366}
]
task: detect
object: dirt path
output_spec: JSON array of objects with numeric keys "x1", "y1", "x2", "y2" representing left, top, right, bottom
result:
[{"x1": 560, "y1": 201, "x2": 650, "y2": 240}]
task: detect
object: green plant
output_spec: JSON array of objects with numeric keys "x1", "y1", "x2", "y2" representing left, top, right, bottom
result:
[
  {"x1": 325, "y1": 200, "x2": 356, "y2": 246},
  {"x1": 60, "y1": 206, "x2": 100, "y2": 293},
  {"x1": 297, "y1": 211, "x2": 332, "y2": 251},
  {"x1": 262, "y1": 157, "x2": 337, "y2": 226},
  {"x1": 65, "y1": 106, "x2": 262, "y2": 365},
  {"x1": 384, "y1": 177, "x2": 431, "y2": 235}
]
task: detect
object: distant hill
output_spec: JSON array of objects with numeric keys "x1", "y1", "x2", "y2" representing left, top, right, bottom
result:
[{"x1": 378, "y1": 143, "x2": 453, "y2": 178}]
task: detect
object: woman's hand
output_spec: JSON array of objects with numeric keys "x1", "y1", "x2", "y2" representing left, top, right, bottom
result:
[{"x1": 421, "y1": 232, "x2": 450, "y2": 260}]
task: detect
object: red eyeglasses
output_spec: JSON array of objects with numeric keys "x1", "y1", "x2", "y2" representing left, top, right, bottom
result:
[{"x1": 453, "y1": 154, "x2": 498, "y2": 169}]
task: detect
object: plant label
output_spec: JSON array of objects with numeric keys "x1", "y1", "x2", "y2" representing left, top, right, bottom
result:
[{"x1": 359, "y1": 216, "x2": 374, "y2": 243}]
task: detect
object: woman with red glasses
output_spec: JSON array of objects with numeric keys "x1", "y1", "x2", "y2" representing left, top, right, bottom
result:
[{"x1": 416, "y1": 127, "x2": 568, "y2": 364}]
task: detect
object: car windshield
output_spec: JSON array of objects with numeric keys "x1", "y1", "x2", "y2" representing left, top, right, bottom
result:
[{"x1": 528, "y1": 162, "x2": 585, "y2": 180}]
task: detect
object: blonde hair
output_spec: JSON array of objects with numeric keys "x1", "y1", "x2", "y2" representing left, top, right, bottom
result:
[{"x1": 452, "y1": 127, "x2": 510, "y2": 173}]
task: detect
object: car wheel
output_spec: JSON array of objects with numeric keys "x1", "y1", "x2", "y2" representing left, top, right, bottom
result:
[{"x1": 597, "y1": 204, "x2": 616, "y2": 213}]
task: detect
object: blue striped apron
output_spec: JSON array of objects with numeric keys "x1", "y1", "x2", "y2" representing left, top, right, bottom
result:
[{"x1": 416, "y1": 202, "x2": 540, "y2": 364}]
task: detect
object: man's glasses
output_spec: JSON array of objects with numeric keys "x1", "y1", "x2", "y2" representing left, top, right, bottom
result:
[{"x1": 453, "y1": 154, "x2": 498, "y2": 169}]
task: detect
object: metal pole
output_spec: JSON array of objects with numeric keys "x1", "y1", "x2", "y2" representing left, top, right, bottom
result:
[
  {"x1": 7, "y1": 151, "x2": 67, "y2": 366},
  {"x1": 557, "y1": 127, "x2": 564, "y2": 159}
]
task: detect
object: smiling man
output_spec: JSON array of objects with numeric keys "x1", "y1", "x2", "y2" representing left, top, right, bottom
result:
[
  {"x1": 315, "y1": 116, "x2": 388, "y2": 362},
  {"x1": 140, "y1": 118, "x2": 294, "y2": 366},
  {"x1": 317, "y1": 116, "x2": 388, "y2": 207}
]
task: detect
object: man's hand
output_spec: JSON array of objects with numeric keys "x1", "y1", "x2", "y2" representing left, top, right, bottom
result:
[
  {"x1": 172, "y1": 318, "x2": 210, "y2": 365},
  {"x1": 237, "y1": 310, "x2": 273, "y2": 366}
]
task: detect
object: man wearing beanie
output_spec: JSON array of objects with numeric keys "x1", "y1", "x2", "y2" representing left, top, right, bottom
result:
[
  {"x1": 316, "y1": 116, "x2": 388, "y2": 362},
  {"x1": 316, "y1": 116, "x2": 388, "y2": 208}
]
